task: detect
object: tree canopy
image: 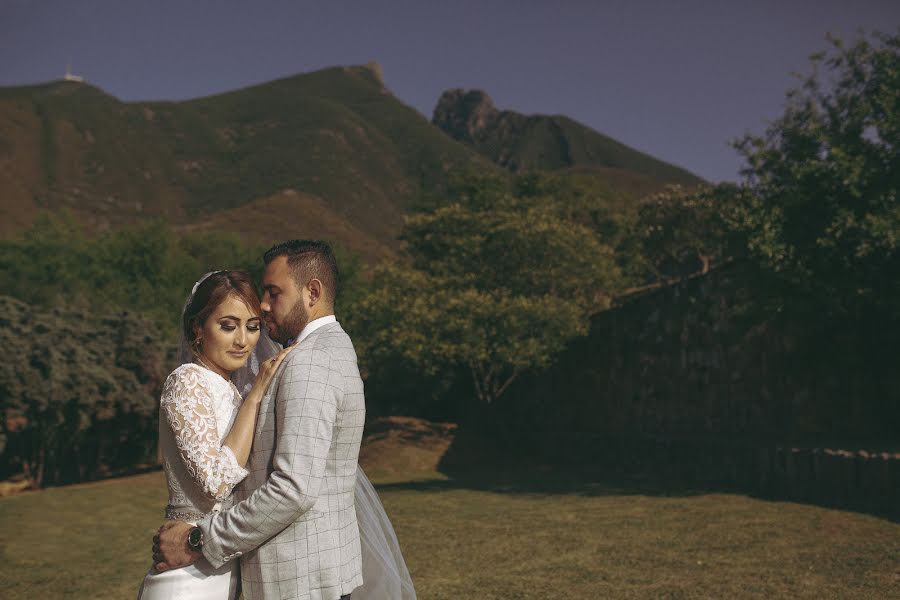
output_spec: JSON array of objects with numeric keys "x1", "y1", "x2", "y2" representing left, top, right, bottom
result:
[
  {"x1": 637, "y1": 183, "x2": 747, "y2": 279},
  {"x1": 352, "y1": 174, "x2": 623, "y2": 406},
  {"x1": 733, "y1": 31, "x2": 900, "y2": 318},
  {"x1": 0, "y1": 296, "x2": 172, "y2": 486}
]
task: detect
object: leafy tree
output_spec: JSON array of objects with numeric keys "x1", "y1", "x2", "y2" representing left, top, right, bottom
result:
[
  {"x1": 733, "y1": 30, "x2": 900, "y2": 318},
  {"x1": 352, "y1": 175, "x2": 622, "y2": 406},
  {"x1": 355, "y1": 267, "x2": 588, "y2": 406},
  {"x1": 0, "y1": 296, "x2": 170, "y2": 487},
  {"x1": 638, "y1": 183, "x2": 748, "y2": 279}
]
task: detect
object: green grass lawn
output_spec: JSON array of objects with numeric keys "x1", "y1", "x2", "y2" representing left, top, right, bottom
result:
[{"x1": 1, "y1": 469, "x2": 899, "y2": 599}]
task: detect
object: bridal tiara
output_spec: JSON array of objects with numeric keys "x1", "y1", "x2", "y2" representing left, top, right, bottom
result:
[{"x1": 190, "y1": 270, "x2": 224, "y2": 296}]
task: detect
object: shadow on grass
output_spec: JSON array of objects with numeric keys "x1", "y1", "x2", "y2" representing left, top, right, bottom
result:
[
  {"x1": 378, "y1": 425, "x2": 900, "y2": 524},
  {"x1": 372, "y1": 426, "x2": 718, "y2": 499},
  {"x1": 373, "y1": 465, "x2": 715, "y2": 500}
]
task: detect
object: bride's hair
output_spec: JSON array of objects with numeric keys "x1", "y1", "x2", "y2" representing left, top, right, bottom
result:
[{"x1": 182, "y1": 270, "x2": 262, "y2": 357}]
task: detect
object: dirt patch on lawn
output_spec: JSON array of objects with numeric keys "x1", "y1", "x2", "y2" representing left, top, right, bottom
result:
[{"x1": 359, "y1": 416, "x2": 458, "y2": 475}]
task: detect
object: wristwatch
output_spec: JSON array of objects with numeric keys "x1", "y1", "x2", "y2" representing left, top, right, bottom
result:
[{"x1": 188, "y1": 526, "x2": 204, "y2": 551}]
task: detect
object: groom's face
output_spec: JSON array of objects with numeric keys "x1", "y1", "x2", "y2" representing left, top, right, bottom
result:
[{"x1": 261, "y1": 255, "x2": 310, "y2": 345}]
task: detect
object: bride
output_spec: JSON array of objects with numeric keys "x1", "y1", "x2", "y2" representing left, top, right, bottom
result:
[{"x1": 138, "y1": 269, "x2": 415, "y2": 599}]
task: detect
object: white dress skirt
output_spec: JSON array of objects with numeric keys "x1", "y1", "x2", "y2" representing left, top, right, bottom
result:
[{"x1": 137, "y1": 554, "x2": 239, "y2": 600}]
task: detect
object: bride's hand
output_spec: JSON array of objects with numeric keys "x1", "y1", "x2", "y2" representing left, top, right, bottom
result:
[
  {"x1": 218, "y1": 346, "x2": 293, "y2": 471},
  {"x1": 252, "y1": 347, "x2": 294, "y2": 395}
]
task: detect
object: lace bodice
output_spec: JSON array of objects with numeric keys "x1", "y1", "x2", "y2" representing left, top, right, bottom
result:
[{"x1": 158, "y1": 363, "x2": 249, "y2": 520}]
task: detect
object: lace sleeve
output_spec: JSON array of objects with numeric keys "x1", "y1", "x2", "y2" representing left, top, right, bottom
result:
[{"x1": 161, "y1": 366, "x2": 249, "y2": 500}]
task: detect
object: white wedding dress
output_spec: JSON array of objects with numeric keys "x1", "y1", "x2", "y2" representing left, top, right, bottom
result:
[
  {"x1": 137, "y1": 363, "x2": 248, "y2": 599},
  {"x1": 138, "y1": 361, "x2": 416, "y2": 600}
]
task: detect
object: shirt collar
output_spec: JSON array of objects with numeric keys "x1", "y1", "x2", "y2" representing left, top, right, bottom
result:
[{"x1": 289, "y1": 315, "x2": 337, "y2": 347}]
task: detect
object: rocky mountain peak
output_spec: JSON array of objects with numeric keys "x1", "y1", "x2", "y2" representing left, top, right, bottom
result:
[{"x1": 432, "y1": 89, "x2": 500, "y2": 142}]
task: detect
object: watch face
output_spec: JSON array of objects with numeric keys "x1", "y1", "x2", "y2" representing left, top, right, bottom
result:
[{"x1": 189, "y1": 527, "x2": 202, "y2": 547}]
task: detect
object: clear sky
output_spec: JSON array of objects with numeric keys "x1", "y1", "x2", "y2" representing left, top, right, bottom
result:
[{"x1": 1, "y1": 0, "x2": 897, "y2": 182}]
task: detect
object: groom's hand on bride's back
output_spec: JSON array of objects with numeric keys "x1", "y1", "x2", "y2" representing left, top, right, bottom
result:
[{"x1": 152, "y1": 520, "x2": 201, "y2": 572}]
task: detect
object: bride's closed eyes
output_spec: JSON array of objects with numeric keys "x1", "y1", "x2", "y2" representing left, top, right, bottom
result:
[{"x1": 218, "y1": 317, "x2": 262, "y2": 332}]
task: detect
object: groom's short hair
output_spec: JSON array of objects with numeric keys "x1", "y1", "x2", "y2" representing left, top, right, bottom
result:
[{"x1": 264, "y1": 240, "x2": 340, "y2": 302}]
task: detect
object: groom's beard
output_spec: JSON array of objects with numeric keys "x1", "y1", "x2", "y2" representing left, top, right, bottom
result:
[{"x1": 266, "y1": 300, "x2": 309, "y2": 345}]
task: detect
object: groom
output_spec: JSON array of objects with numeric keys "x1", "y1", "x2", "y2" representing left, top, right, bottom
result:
[{"x1": 154, "y1": 240, "x2": 365, "y2": 600}]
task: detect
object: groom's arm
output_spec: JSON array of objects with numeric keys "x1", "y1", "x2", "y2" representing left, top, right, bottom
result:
[{"x1": 197, "y1": 345, "x2": 340, "y2": 567}]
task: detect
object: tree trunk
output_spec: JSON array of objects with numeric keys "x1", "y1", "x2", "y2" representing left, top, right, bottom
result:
[{"x1": 34, "y1": 443, "x2": 45, "y2": 489}]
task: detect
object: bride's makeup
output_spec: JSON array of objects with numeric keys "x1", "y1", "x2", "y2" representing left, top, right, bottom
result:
[{"x1": 196, "y1": 295, "x2": 262, "y2": 378}]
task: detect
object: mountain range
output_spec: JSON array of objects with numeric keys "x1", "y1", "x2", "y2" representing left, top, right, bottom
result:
[{"x1": 0, "y1": 62, "x2": 702, "y2": 260}]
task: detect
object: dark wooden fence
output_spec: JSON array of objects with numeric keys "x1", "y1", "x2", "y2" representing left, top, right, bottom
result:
[{"x1": 504, "y1": 263, "x2": 900, "y2": 515}]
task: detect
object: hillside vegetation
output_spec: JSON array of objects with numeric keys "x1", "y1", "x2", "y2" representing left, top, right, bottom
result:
[
  {"x1": 0, "y1": 64, "x2": 700, "y2": 258},
  {"x1": 0, "y1": 65, "x2": 493, "y2": 256}
]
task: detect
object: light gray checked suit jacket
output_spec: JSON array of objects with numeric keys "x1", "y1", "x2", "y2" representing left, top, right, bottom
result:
[{"x1": 199, "y1": 321, "x2": 366, "y2": 600}]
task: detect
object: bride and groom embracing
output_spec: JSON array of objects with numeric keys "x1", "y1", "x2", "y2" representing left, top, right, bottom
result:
[{"x1": 139, "y1": 240, "x2": 415, "y2": 600}]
